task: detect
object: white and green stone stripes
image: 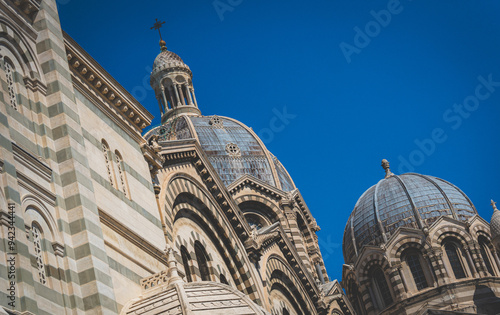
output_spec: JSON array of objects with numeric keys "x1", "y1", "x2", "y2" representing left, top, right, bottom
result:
[{"x1": 31, "y1": 1, "x2": 118, "y2": 313}]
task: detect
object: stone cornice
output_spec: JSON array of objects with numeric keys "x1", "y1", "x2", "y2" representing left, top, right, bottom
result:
[
  {"x1": 23, "y1": 76, "x2": 47, "y2": 94},
  {"x1": 275, "y1": 224, "x2": 325, "y2": 309},
  {"x1": 293, "y1": 190, "x2": 316, "y2": 226},
  {"x1": 17, "y1": 172, "x2": 56, "y2": 207},
  {"x1": 12, "y1": 142, "x2": 51, "y2": 182},
  {"x1": 64, "y1": 32, "x2": 153, "y2": 134},
  {"x1": 98, "y1": 209, "x2": 167, "y2": 266}
]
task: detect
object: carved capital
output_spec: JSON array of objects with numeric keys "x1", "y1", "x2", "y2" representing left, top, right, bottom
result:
[{"x1": 52, "y1": 242, "x2": 65, "y2": 257}]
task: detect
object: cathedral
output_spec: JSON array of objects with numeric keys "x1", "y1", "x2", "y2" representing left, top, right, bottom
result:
[{"x1": 1, "y1": 1, "x2": 500, "y2": 314}]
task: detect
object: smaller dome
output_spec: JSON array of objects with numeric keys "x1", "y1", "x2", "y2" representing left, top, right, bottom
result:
[
  {"x1": 152, "y1": 49, "x2": 191, "y2": 77},
  {"x1": 343, "y1": 160, "x2": 477, "y2": 264},
  {"x1": 121, "y1": 247, "x2": 270, "y2": 315},
  {"x1": 122, "y1": 281, "x2": 269, "y2": 315},
  {"x1": 490, "y1": 200, "x2": 500, "y2": 242}
]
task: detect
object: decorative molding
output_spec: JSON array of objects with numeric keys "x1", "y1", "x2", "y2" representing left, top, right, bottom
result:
[
  {"x1": 17, "y1": 172, "x2": 56, "y2": 207},
  {"x1": 12, "y1": 143, "x2": 51, "y2": 182},
  {"x1": 159, "y1": 140, "x2": 251, "y2": 240},
  {"x1": 98, "y1": 209, "x2": 167, "y2": 266},
  {"x1": 64, "y1": 33, "x2": 153, "y2": 133},
  {"x1": 4, "y1": 0, "x2": 40, "y2": 22},
  {"x1": 228, "y1": 175, "x2": 283, "y2": 200},
  {"x1": 51, "y1": 241, "x2": 64, "y2": 257},
  {"x1": 23, "y1": 76, "x2": 47, "y2": 95}
]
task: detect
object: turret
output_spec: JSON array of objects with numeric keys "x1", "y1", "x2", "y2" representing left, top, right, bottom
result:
[{"x1": 150, "y1": 39, "x2": 200, "y2": 122}]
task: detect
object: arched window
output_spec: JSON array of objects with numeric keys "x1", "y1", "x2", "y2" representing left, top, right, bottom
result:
[
  {"x1": 194, "y1": 242, "x2": 210, "y2": 281},
  {"x1": 348, "y1": 281, "x2": 363, "y2": 315},
  {"x1": 404, "y1": 251, "x2": 429, "y2": 290},
  {"x1": 220, "y1": 274, "x2": 228, "y2": 285},
  {"x1": 370, "y1": 267, "x2": 393, "y2": 309},
  {"x1": 180, "y1": 246, "x2": 193, "y2": 282},
  {"x1": 445, "y1": 243, "x2": 466, "y2": 279},
  {"x1": 114, "y1": 151, "x2": 129, "y2": 198},
  {"x1": 479, "y1": 236, "x2": 495, "y2": 276},
  {"x1": 31, "y1": 224, "x2": 47, "y2": 285},
  {"x1": 3, "y1": 57, "x2": 17, "y2": 110},
  {"x1": 101, "y1": 140, "x2": 115, "y2": 187}
]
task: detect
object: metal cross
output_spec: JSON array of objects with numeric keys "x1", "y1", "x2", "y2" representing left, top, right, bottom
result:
[
  {"x1": 492, "y1": 200, "x2": 497, "y2": 210},
  {"x1": 150, "y1": 18, "x2": 166, "y2": 40}
]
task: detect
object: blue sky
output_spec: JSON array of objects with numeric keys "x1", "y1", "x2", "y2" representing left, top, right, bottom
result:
[{"x1": 58, "y1": 0, "x2": 500, "y2": 282}]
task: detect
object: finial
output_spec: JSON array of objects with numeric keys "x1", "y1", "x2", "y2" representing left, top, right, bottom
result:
[
  {"x1": 381, "y1": 159, "x2": 394, "y2": 179},
  {"x1": 150, "y1": 18, "x2": 167, "y2": 51},
  {"x1": 163, "y1": 245, "x2": 184, "y2": 285},
  {"x1": 159, "y1": 40, "x2": 167, "y2": 51},
  {"x1": 492, "y1": 199, "x2": 498, "y2": 211}
]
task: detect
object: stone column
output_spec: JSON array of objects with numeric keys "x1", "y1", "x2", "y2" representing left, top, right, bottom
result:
[
  {"x1": 464, "y1": 245, "x2": 479, "y2": 277},
  {"x1": 177, "y1": 84, "x2": 185, "y2": 105},
  {"x1": 186, "y1": 85, "x2": 194, "y2": 105},
  {"x1": 391, "y1": 264, "x2": 408, "y2": 300},
  {"x1": 424, "y1": 254, "x2": 438, "y2": 287},
  {"x1": 161, "y1": 86, "x2": 169, "y2": 110},
  {"x1": 157, "y1": 96, "x2": 164, "y2": 115},
  {"x1": 315, "y1": 262, "x2": 325, "y2": 284},
  {"x1": 191, "y1": 87, "x2": 198, "y2": 107},
  {"x1": 173, "y1": 83, "x2": 181, "y2": 106},
  {"x1": 433, "y1": 249, "x2": 450, "y2": 285}
]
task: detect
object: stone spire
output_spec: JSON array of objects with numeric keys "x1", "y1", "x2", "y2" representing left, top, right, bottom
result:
[
  {"x1": 490, "y1": 200, "x2": 500, "y2": 247},
  {"x1": 381, "y1": 159, "x2": 394, "y2": 179},
  {"x1": 164, "y1": 245, "x2": 184, "y2": 286}
]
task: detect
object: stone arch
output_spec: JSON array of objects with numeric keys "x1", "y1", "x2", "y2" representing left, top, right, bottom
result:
[
  {"x1": 172, "y1": 200, "x2": 246, "y2": 292},
  {"x1": 357, "y1": 252, "x2": 391, "y2": 281},
  {"x1": 433, "y1": 225, "x2": 472, "y2": 249},
  {"x1": 22, "y1": 195, "x2": 62, "y2": 290},
  {"x1": 0, "y1": 17, "x2": 42, "y2": 81},
  {"x1": 328, "y1": 307, "x2": 343, "y2": 315},
  {"x1": 343, "y1": 270, "x2": 363, "y2": 315},
  {"x1": 270, "y1": 300, "x2": 292, "y2": 315},
  {"x1": 164, "y1": 173, "x2": 263, "y2": 304},
  {"x1": 269, "y1": 281, "x2": 301, "y2": 315},
  {"x1": 235, "y1": 194, "x2": 281, "y2": 221},
  {"x1": 179, "y1": 245, "x2": 193, "y2": 282},
  {"x1": 114, "y1": 150, "x2": 129, "y2": 198},
  {"x1": 357, "y1": 252, "x2": 395, "y2": 313},
  {"x1": 265, "y1": 255, "x2": 316, "y2": 314},
  {"x1": 390, "y1": 236, "x2": 430, "y2": 262},
  {"x1": 22, "y1": 195, "x2": 59, "y2": 244},
  {"x1": 477, "y1": 234, "x2": 498, "y2": 276},
  {"x1": 470, "y1": 223, "x2": 491, "y2": 240}
]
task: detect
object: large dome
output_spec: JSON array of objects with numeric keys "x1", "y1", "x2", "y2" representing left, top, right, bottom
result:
[
  {"x1": 343, "y1": 169, "x2": 477, "y2": 264},
  {"x1": 145, "y1": 115, "x2": 296, "y2": 192}
]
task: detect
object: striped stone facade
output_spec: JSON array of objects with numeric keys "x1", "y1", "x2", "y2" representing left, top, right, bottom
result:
[{"x1": 0, "y1": 1, "x2": 350, "y2": 315}]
